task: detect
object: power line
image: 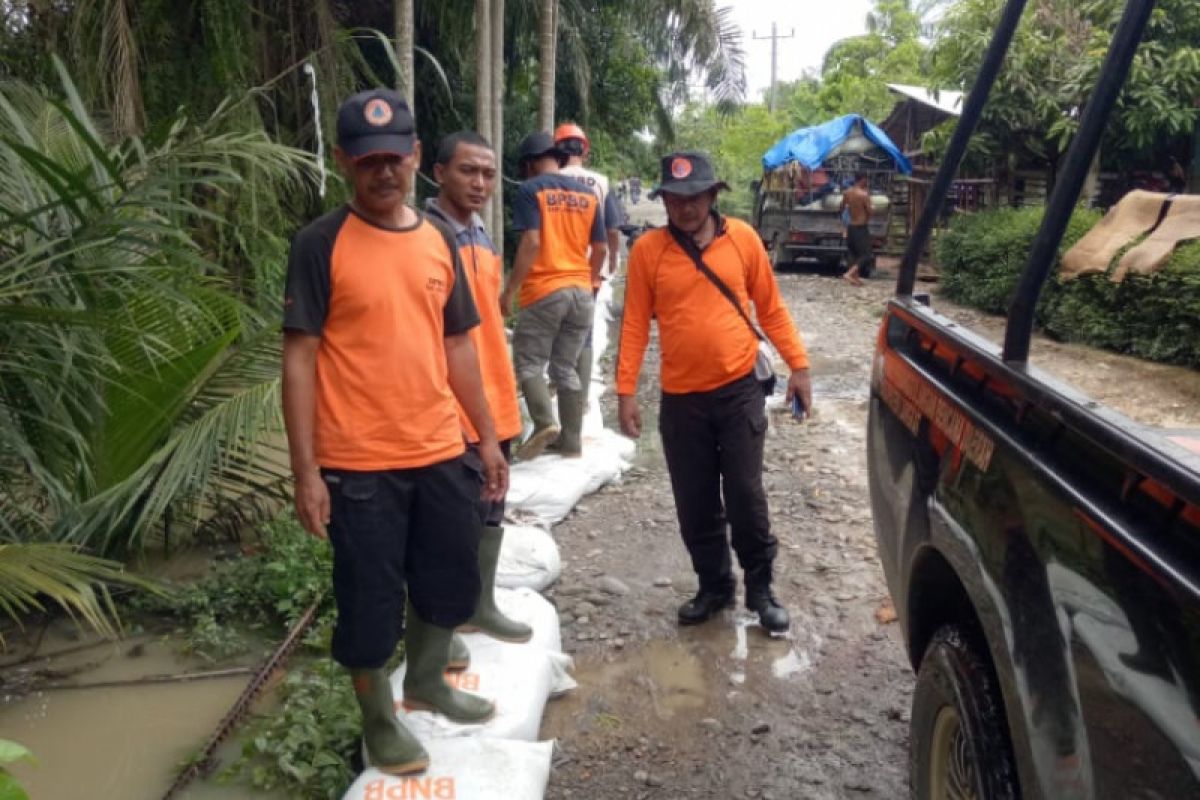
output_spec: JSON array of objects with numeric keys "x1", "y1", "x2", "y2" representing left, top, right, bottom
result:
[{"x1": 753, "y1": 22, "x2": 795, "y2": 114}]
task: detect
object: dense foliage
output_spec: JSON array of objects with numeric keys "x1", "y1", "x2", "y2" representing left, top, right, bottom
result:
[
  {"x1": 676, "y1": 0, "x2": 932, "y2": 217},
  {"x1": 926, "y1": 0, "x2": 1200, "y2": 171},
  {"x1": 937, "y1": 207, "x2": 1200, "y2": 368},
  {"x1": 0, "y1": 64, "x2": 307, "y2": 556},
  {"x1": 136, "y1": 516, "x2": 334, "y2": 658}
]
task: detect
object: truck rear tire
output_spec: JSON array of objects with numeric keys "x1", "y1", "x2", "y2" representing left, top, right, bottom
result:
[
  {"x1": 910, "y1": 626, "x2": 1019, "y2": 800},
  {"x1": 771, "y1": 242, "x2": 790, "y2": 271}
]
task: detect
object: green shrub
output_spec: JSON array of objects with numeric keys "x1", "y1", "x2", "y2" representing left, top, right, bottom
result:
[
  {"x1": 221, "y1": 654, "x2": 360, "y2": 799},
  {"x1": 134, "y1": 515, "x2": 334, "y2": 660},
  {"x1": 937, "y1": 207, "x2": 1200, "y2": 368},
  {"x1": 936, "y1": 206, "x2": 1101, "y2": 321}
]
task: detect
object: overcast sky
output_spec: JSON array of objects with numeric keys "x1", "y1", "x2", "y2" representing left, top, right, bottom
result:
[{"x1": 724, "y1": 0, "x2": 874, "y2": 101}]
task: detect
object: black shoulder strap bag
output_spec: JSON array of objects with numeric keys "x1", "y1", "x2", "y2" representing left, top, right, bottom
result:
[{"x1": 666, "y1": 225, "x2": 779, "y2": 397}]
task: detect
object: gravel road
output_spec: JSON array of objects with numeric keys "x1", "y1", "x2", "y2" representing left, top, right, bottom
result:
[{"x1": 536, "y1": 201, "x2": 1200, "y2": 800}]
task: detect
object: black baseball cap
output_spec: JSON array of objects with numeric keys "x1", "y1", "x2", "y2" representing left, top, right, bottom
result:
[
  {"x1": 649, "y1": 151, "x2": 730, "y2": 199},
  {"x1": 336, "y1": 89, "x2": 416, "y2": 159},
  {"x1": 518, "y1": 131, "x2": 566, "y2": 163}
]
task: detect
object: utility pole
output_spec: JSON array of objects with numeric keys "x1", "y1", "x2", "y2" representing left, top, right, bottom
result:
[{"x1": 753, "y1": 22, "x2": 794, "y2": 113}]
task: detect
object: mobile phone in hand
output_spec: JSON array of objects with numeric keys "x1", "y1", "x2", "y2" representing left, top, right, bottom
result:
[{"x1": 791, "y1": 395, "x2": 807, "y2": 422}]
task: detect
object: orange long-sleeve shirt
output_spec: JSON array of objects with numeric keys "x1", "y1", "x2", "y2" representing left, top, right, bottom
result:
[{"x1": 616, "y1": 216, "x2": 809, "y2": 396}]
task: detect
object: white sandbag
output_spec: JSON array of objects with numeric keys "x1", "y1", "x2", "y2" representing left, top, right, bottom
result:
[
  {"x1": 496, "y1": 525, "x2": 561, "y2": 591},
  {"x1": 464, "y1": 586, "x2": 562, "y2": 653},
  {"x1": 507, "y1": 271, "x2": 634, "y2": 526},
  {"x1": 459, "y1": 589, "x2": 574, "y2": 697},
  {"x1": 583, "y1": 281, "x2": 617, "y2": 428},
  {"x1": 348, "y1": 738, "x2": 552, "y2": 800},
  {"x1": 506, "y1": 431, "x2": 632, "y2": 525},
  {"x1": 390, "y1": 644, "x2": 568, "y2": 741}
]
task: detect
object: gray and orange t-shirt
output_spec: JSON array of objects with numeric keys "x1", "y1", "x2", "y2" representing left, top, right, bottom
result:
[
  {"x1": 617, "y1": 214, "x2": 809, "y2": 396},
  {"x1": 283, "y1": 206, "x2": 479, "y2": 470},
  {"x1": 511, "y1": 172, "x2": 606, "y2": 308},
  {"x1": 425, "y1": 199, "x2": 523, "y2": 444}
]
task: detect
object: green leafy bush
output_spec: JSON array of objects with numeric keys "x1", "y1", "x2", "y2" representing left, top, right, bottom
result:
[
  {"x1": 143, "y1": 515, "x2": 371, "y2": 798},
  {"x1": 0, "y1": 740, "x2": 35, "y2": 800},
  {"x1": 1047, "y1": 242, "x2": 1200, "y2": 365},
  {"x1": 936, "y1": 206, "x2": 1101, "y2": 320},
  {"x1": 222, "y1": 655, "x2": 360, "y2": 799},
  {"x1": 936, "y1": 207, "x2": 1200, "y2": 368},
  {"x1": 135, "y1": 516, "x2": 334, "y2": 660}
]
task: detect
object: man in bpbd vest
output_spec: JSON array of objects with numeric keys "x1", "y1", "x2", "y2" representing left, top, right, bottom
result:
[
  {"x1": 554, "y1": 122, "x2": 624, "y2": 427},
  {"x1": 500, "y1": 132, "x2": 607, "y2": 460},
  {"x1": 282, "y1": 89, "x2": 508, "y2": 775},
  {"x1": 616, "y1": 151, "x2": 813, "y2": 635}
]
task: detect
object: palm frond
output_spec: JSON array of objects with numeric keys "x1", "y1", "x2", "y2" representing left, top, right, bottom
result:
[
  {"x1": 0, "y1": 61, "x2": 312, "y2": 554},
  {"x1": 0, "y1": 543, "x2": 156, "y2": 645}
]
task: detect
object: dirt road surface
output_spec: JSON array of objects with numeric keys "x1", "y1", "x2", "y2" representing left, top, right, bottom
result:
[{"x1": 537, "y1": 201, "x2": 1200, "y2": 799}]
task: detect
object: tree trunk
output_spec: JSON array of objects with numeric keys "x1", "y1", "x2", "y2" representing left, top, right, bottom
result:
[
  {"x1": 491, "y1": 0, "x2": 506, "y2": 250},
  {"x1": 1081, "y1": 149, "x2": 1101, "y2": 208},
  {"x1": 475, "y1": 0, "x2": 494, "y2": 227},
  {"x1": 537, "y1": 0, "x2": 557, "y2": 132},
  {"x1": 107, "y1": 0, "x2": 143, "y2": 137},
  {"x1": 395, "y1": 0, "x2": 414, "y2": 201},
  {"x1": 395, "y1": 0, "x2": 414, "y2": 109}
]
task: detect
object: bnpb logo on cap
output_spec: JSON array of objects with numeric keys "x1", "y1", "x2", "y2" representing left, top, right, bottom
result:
[
  {"x1": 364, "y1": 98, "x2": 394, "y2": 127},
  {"x1": 670, "y1": 157, "x2": 693, "y2": 179}
]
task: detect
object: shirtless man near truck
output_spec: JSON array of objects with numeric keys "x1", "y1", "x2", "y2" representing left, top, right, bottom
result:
[{"x1": 840, "y1": 173, "x2": 873, "y2": 286}]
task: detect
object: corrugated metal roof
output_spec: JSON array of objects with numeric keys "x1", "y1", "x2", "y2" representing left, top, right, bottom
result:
[{"x1": 886, "y1": 83, "x2": 964, "y2": 117}]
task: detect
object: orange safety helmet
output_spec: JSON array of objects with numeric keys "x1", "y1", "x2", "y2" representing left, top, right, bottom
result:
[{"x1": 553, "y1": 122, "x2": 589, "y2": 156}]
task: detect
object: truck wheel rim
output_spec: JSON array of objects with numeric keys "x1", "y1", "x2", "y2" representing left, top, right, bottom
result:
[{"x1": 929, "y1": 705, "x2": 977, "y2": 800}]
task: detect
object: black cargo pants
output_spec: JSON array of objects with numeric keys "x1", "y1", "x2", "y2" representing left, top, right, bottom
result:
[{"x1": 658, "y1": 371, "x2": 779, "y2": 597}]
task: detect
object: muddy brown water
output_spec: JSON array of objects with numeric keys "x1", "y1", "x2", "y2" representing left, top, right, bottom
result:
[
  {"x1": 0, "y1": 545, "x2": 278, "y2": 799},
  {"x1": 0, "y1": 628, "x2": 271, "y2": 800}
]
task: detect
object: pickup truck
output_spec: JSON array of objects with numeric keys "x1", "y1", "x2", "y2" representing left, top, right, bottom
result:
[
  {"x1": 752, "y1": 168, "x2": 890, "y2": 273},
  {"x1": 753, "y1": 115, "x2": 910, "y2": 272},
  {"x1": 867, "y1": 1, "x2": 1200, "y2": 798}
]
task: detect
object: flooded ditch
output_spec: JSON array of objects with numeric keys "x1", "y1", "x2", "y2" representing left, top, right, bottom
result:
[{"x1": 0, "y1": 624, "x2": 275, "y2": 799}]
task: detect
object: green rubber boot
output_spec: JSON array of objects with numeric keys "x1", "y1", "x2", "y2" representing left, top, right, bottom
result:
[
  {"x1": 516, "y1": 377, "x2": 559, "y2": 461},
  {"x1": 405, "y1": 602, "x2": 469, "y2": 671},
  {"x1": 576, "y1": 344, "x2": 594, "y2": 410},
  {"x1": 447, "y1": 633, "x2": 471, "y2": 671},
  {"x1": 553, "y1": 388, "x2": 585, "y2": 457},
  {"x1": 351, "y1": 668, "x2": 429, "y2": 776},
  {"x1": 402, "y1": 606, "x2": 495, "y2": 723},
  {"x1": 459, "y1": 525, "x2": 534, "y2": 643}
]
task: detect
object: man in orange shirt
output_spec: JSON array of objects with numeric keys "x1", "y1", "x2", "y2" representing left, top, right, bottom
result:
[
  {"x1": 616, "y1": 151, "x2": 813, "y2": 635},
  {"x1": 426, "y1": 130, "x2": 531, "y2": 644},
  {"x1": 500, "y1": 132, "x2": 607, "y2": 460},
  {"x1": 282, "y1": 90, "x2": 507, "y2": 775}
]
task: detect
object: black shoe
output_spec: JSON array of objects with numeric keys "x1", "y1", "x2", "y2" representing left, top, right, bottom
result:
[
  {"x1": 678, "y1": 589, "x2": 734, "y2": 625},
  {"x1": 746, "y1": 588, "x2": 790, "y2": 634}
]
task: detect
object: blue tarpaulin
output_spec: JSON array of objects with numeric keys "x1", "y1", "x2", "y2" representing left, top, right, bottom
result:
[{"x1": 762, "y1": 114, "x2": 912, "y2": 174}]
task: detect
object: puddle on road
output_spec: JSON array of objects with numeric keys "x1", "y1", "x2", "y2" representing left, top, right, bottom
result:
[
  {"x1": 643, "y1": 639, "x2": 708, "y2": 715},
  {"x1": 543, "y1": 615, "x2": 825, "y2": 739},
  {"x1": 0, "y1": 627, "x2": 271, "y2": 799},
  {"x1": 772, "y1": 648, "x2": 814, "y2": 679}
]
